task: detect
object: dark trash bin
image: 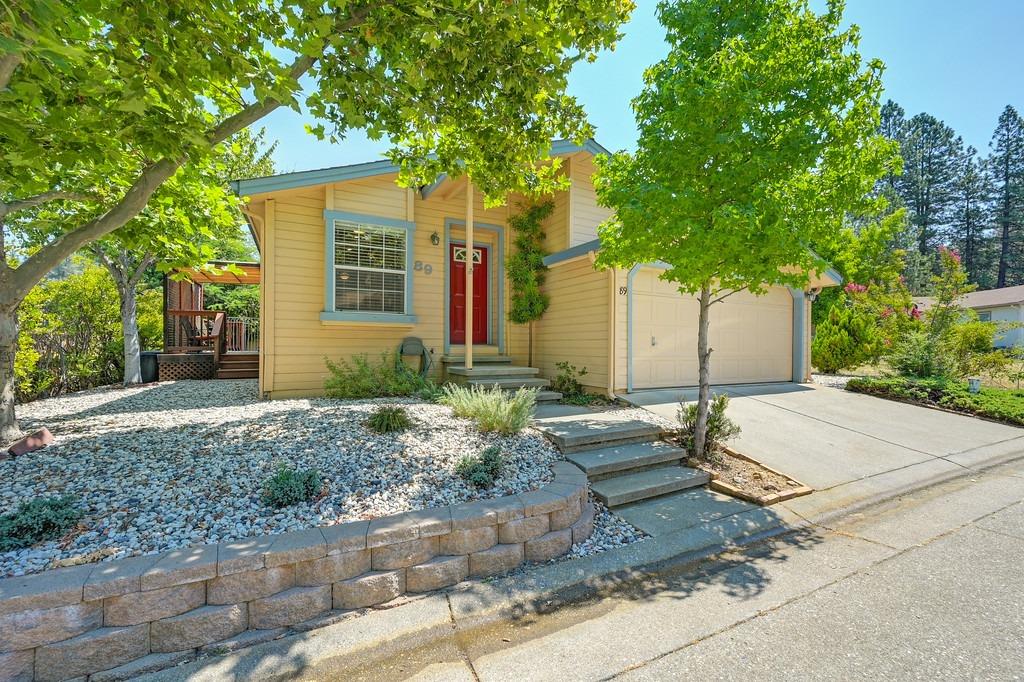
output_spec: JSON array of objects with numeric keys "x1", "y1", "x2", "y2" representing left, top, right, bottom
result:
[{"x1": 140, "y1": 351, "x2": 159, "y2": 383}]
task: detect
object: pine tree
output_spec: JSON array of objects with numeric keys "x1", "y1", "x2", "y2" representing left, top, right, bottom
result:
[
  {"x1": 950, "y1": 146, "x2": 995, "y2": 287},
  {"x1": 898, "y1": 114, "x2": 963, "y2": 256},
  {"x1": 989, "y1": 105, "x2": 1024, "y2": 287}
]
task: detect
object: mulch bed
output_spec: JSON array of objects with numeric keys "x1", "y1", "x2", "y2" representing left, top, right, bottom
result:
[{"x1": 689, "y1": 447, "x2": 812, "y2": 506}]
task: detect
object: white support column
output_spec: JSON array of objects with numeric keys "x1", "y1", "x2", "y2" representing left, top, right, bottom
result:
[{"x1": 465, "y1": 179, "x2": 474, "y2": 370}]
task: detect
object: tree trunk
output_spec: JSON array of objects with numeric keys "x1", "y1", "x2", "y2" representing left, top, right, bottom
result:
[
  {"x1": 0, "y1": 305, "x2": 21, "y2": 443},
  {"x1": 692, "y1": 283, "x2": 713, "y2": 461},
  {"x1": 527, "y1": 321, "x2": 534, "y2": 368},
  {"x1": 120, "y1": 285, "x2": 142, "y2": 386}
]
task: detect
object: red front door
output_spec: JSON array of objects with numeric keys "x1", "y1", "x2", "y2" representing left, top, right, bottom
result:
[{"x1": 450, "y1": 244, "x2": 488, "y2": 345}]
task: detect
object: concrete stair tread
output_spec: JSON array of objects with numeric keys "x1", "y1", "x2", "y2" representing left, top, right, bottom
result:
[
  {"x1": 535, "y1": 391, "x2": 563, "y2": 403},
  {"x1": 440, "y1": 354, "x2": 513, "y2": 364},
  {"x1": 467, "y1": 377, "x2": 550, "y2": 389},
  {"x1": 567, "y1": 441, "x2": 687, "y2": 478},
  {"x1": 591, "y1": 466, "x2": 710, "y2": 508},
  {"x1": 447, "y1": 365, "x2": 539, "y2": 377},
  {"x1": 532, "y1": 414, "x2": 665, "y2": 453}
]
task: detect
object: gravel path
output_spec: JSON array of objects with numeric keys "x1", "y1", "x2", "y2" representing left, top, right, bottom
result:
[
  {"x1": 2, "y1": 380, "x2": 566, "y2": 577},
  {"x1": 811, "y1": 374, "x2": 856, "y2": 389}
]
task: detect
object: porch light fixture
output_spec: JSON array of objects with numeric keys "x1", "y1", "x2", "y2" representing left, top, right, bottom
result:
[{"x1": 430, "y1": 231, "x2": 440, "y2": 246}]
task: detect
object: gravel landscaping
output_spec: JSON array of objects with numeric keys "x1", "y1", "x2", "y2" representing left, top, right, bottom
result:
[{"x1": 2, "y1": 380, "x2": 572, "y2": 577}]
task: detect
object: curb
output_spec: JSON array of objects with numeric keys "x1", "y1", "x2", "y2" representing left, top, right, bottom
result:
[{"x1": 142, "y1": 444, "x2": 1024, "y2": 681}]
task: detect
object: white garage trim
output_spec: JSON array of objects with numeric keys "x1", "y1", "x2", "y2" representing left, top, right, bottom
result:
[{"x1": 626, "y1": 265, "x2": 806, "y2": 391}]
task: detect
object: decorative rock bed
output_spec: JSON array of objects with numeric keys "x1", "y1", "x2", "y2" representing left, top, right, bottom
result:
[{"x1": 0, "y1": 462, "x2": 593, "y2": 682}]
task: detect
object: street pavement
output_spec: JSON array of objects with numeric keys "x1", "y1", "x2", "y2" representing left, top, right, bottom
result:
[{"x1": 331, "y1": 456, "x2": 1024, "y2": 681}]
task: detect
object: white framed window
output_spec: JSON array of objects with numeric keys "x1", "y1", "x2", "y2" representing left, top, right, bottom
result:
[
  {"x1": 978, "y1": 311, "x2": 992, "y2": 322},
  {"x1": 333, "y1": 220, "x2": 407, "y2": 314}
]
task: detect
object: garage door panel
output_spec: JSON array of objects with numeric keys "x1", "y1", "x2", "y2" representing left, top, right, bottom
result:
[{"x1": 632, "y1": 270, "x2": 793, "y2": 389}]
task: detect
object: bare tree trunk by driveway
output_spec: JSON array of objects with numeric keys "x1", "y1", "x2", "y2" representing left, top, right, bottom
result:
[
  {"x1": 692, "y1": 282, "x2": 713, "y2": 461},
  {"x1": 0, "y1": 305, "x2": 20, "y2": 443}
]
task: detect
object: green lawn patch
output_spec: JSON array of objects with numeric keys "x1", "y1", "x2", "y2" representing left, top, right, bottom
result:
[{"x1": 846, "y1": 376, "x2": 1024, "y2": 427}]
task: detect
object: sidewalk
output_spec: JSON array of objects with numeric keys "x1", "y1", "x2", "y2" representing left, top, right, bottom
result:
[{"x1": 142, "y1": 426, "x2": 1024, "y2": 681}]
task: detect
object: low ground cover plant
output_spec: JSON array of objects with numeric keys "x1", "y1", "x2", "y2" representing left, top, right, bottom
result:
[
  {"x1": 551, "y1": 361, "x2": 604, "y2": 406},
  {"x1": 455, "y1": 445, "x2": 505, "y2": 488},
  {"x1": 324, "y1": 352, "x2": 433, "y2": 399},
  {"x1": 366, "y1": 405, "x2": 413, "y2": 433},
  {"x1": 677, "y1": 393, "x2": 741, "y2": 462},
  {"x1": 439, "y1": 384, "x2": 537, "y2": 434},
  {"x1": 262, "y1": 465, "x2": 323, "y2": 508},
  {"x1": 0, "y1": 495, "x2": 82, "y2": 551},
  {"x1": 846, "y1": 376, "x2": 1024, "y2": 426}
]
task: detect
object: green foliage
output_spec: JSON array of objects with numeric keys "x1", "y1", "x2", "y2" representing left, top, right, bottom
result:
[
  {"x1": 261, "y1": 465, "x2": 323, "y2": 508},
  {"x1": 594, "y1": 0, "x2": 895, "y2": 458},
  {"x1": 847, "y1": 376, "x2": 1024, "y2": 427},
  {"x1": 0, "y1": 496, "x2": 82, "y2": 552},
  {"x1": 676, "y1": 394, "x2": 741, "y2": 461},
  {"x1": 366, "y1": 405, "x2": 413, "y2": 434},
  {"x1": 324, "y1": 353, "x2": 430, "y2": 400},
  {"x1": 203, "y1": 284, "x2": 260, "y2": 319},
  {"x1": 455, "y1": 445, "x2": 505, "y2": 488},
  {"x1": 507, "y1": 201, "x2": 554, "y2": 324},
  {"x1": 550, "y1": 360, "x2": 602, "y2": 405},
  {"x1": 812, "y1": 302, "x2": 879, "y2": 374},
  {"x1": 16, "y1": 264, "x2": 162, "y2": 401},
  {"x1": 888, "y1": 247, "x2": 1012, "y2": 379},
  {"x1": 439, "y1": 384, "x2": 537, "y2": 434}
]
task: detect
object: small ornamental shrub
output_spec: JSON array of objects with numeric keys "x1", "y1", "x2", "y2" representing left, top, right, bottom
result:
[
  {"x1": 0, "y1": 495, "x2": 82, "y2": 551},
  {"x1": 324, "y1": 352, "x2": 428, "y2": 399},
  {"x1": 262, "y1": 465, "x2": 323, "y2": 508},
  {"x1": 416, "y1": 380, "x2": 445, "y2": 403},
  {"x1": 811, "y1": 303, "x2": 880, "y2": 374},
  {"x1": 366, "y1": 405, "x2": 413, "y2": 433},
  {"x1": 846, "y1": 376, "x2": 1024, "y2": 426},
  {"x1": 439, "y1": 384, "x2": 537, "y2": 434},
  {"x1": 455, "y1": 445, "x2": 505, "y2": 488},
  {"x1": 677, "y1": 393, "x2": 741, "y2": 461}
]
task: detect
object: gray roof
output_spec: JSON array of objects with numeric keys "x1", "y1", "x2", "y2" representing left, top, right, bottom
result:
[{"x1": 915, "y1": 284, "x2": 1024, "y2": 310}]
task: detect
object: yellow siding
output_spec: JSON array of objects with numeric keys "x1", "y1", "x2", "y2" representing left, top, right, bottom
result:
[
  {"x1": 258, "y1": 174, "x2": 510, "y2": 398},
  {"x1": 614, "y1": 268, "x2": 629, "y2": 392},
  {"x1": 533, "y1": 257, "x2": 611, "y2": 394},
  {"x1": 569, "y1": 155, "x2": 612, "y2": 247}
]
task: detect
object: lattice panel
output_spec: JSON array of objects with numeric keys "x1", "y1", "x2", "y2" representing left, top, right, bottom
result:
[{"x1": 157, "y1": 356, "x2": 215, "y2": 381}]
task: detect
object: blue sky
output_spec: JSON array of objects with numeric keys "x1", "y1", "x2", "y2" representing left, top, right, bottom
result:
[{"x1": 259, "y1": 0, "x2": 1024, "y2": 175}]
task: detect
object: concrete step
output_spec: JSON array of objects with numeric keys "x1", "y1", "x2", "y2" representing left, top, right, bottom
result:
[
  {"x1": 440, "y1": 354, "x2": 513, "y2": 364},
  {"x1": 591, "y1": 466, "x2": 710, "y2": 508},
  {"x1": 447, "y1": 365, "x2": 539, "y2": 378},
  {"x1": 467, "y1": 377, "x2": 551, "y2": 390},
  {"x1": 532, "y1": 414, "x2": 665, "y2": 454},
  {"x1": 216, "y1": 368, "x2": 259, "y2": 379},
  {"x1": 535, "y1": 391, "x2": 563, "y2": 403},
  {"x1": 566, "y1": 441, "x2": 687, "y2": 480}
]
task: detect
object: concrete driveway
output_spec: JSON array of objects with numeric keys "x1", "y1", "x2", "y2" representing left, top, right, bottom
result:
[{"x1": 625, "y1": 382, "x2": 1024, "y2": 491}]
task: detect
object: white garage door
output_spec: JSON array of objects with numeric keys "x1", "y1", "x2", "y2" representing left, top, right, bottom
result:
[{"x1": 631, "y1": 268, "x2": 793, "y2": 389}]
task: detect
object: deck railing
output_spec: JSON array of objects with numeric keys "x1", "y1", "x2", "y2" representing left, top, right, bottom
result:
[{"x1": 226, "y1": 317, "x2": 259, "y2": 352}]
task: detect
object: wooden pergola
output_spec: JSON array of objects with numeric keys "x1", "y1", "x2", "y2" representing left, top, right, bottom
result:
[{"x1": 175, "y1": 261, "x2": 261, "y2": 285}]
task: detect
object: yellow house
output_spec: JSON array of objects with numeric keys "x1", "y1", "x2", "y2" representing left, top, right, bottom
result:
[{"x1": 232, "y1": 139, "x2": 841, "y2": 400}]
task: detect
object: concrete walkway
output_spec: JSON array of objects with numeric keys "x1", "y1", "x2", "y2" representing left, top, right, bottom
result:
[{"x1": 625, "y1": 382, "x2": 1024, "y2": 493}]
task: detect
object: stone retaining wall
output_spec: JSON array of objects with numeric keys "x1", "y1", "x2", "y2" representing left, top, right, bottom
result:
[{"x1": 0, "y1": 462, "x2": 592, "y2": 681}]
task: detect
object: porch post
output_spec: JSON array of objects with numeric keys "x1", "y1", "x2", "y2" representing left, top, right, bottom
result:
[{"x1": 465, "y1": 178, "x2": 474, "y2": 370}]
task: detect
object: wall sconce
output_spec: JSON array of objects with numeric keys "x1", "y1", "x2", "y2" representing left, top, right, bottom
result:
[{"x1": 430, "y1": 231, "x2": 440, "y2": 246}]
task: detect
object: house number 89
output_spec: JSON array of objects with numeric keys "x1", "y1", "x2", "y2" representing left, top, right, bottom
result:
[{"x1": 414, "y1": 261, "x2": 433, "y2": 275}]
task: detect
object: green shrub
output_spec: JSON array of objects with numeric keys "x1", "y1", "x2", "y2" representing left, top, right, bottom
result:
[
  {"x1": 676, "y1": 393, "x2": 741, "y2": 461},
  {"x1": 261, "y1": 465, "x2": 323, "y2": 508},
  {"x1": 324, "y1": 352, "x2": 430, "y2": 399},
  {"x1": 811, "y1": 302, "x2": 880, "y2": 374},
  {"x1": 847, "y1": 376, "x2": 1024, "y2": 426},
  {"x1": 366, "y1": 405, "x2": 413, "y2": 433},
  {"x1": 0, "y1": 495, "x2": 82, "y2": 551},
  {"x1": 455, "y1": 445, "x2": 505, "y2": 488},
  {"x1": 439, "y1": 384, "x2": 537, "y2": 434},
  {"x1": 416, "y1": 380, "x2": 445, "y2": 403}
]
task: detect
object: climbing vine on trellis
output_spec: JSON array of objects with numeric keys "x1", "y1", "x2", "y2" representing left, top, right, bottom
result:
[{"x1": 507, "y1": 201, "x2": 554, "y2": 324}]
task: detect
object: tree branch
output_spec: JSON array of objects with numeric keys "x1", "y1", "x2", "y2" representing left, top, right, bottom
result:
[
  {"x1": 0, "y1": 191, "x2": 97, "y2": 220},
  {"x1": 130, "y1": 252, "x2": 156, "y2": 288},
  {"x1": 0, "y1": 51, "x2": 20, "y2": 91},
  {"x1": 5, "y1": 2, "x2": 382, "y2": 305}
]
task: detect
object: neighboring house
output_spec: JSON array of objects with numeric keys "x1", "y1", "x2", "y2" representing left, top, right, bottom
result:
[
  {"x1": 916, "y1": 286, "x2": 1024, "y2": 348},
  {"x1": 232, "y1": 139, "x2": 841, "y2": 400}
]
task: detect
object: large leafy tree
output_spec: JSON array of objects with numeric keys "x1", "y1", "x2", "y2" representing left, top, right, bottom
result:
[
  {"x1": 989, "y1": 105, "x2": 1024, "y2": 287},
  {"x1": 0, "y1": 0, "x2": 633, "y2": 441},
  {"x1": 594, "y1": 0, "x2": 897, "y2": 459}
]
